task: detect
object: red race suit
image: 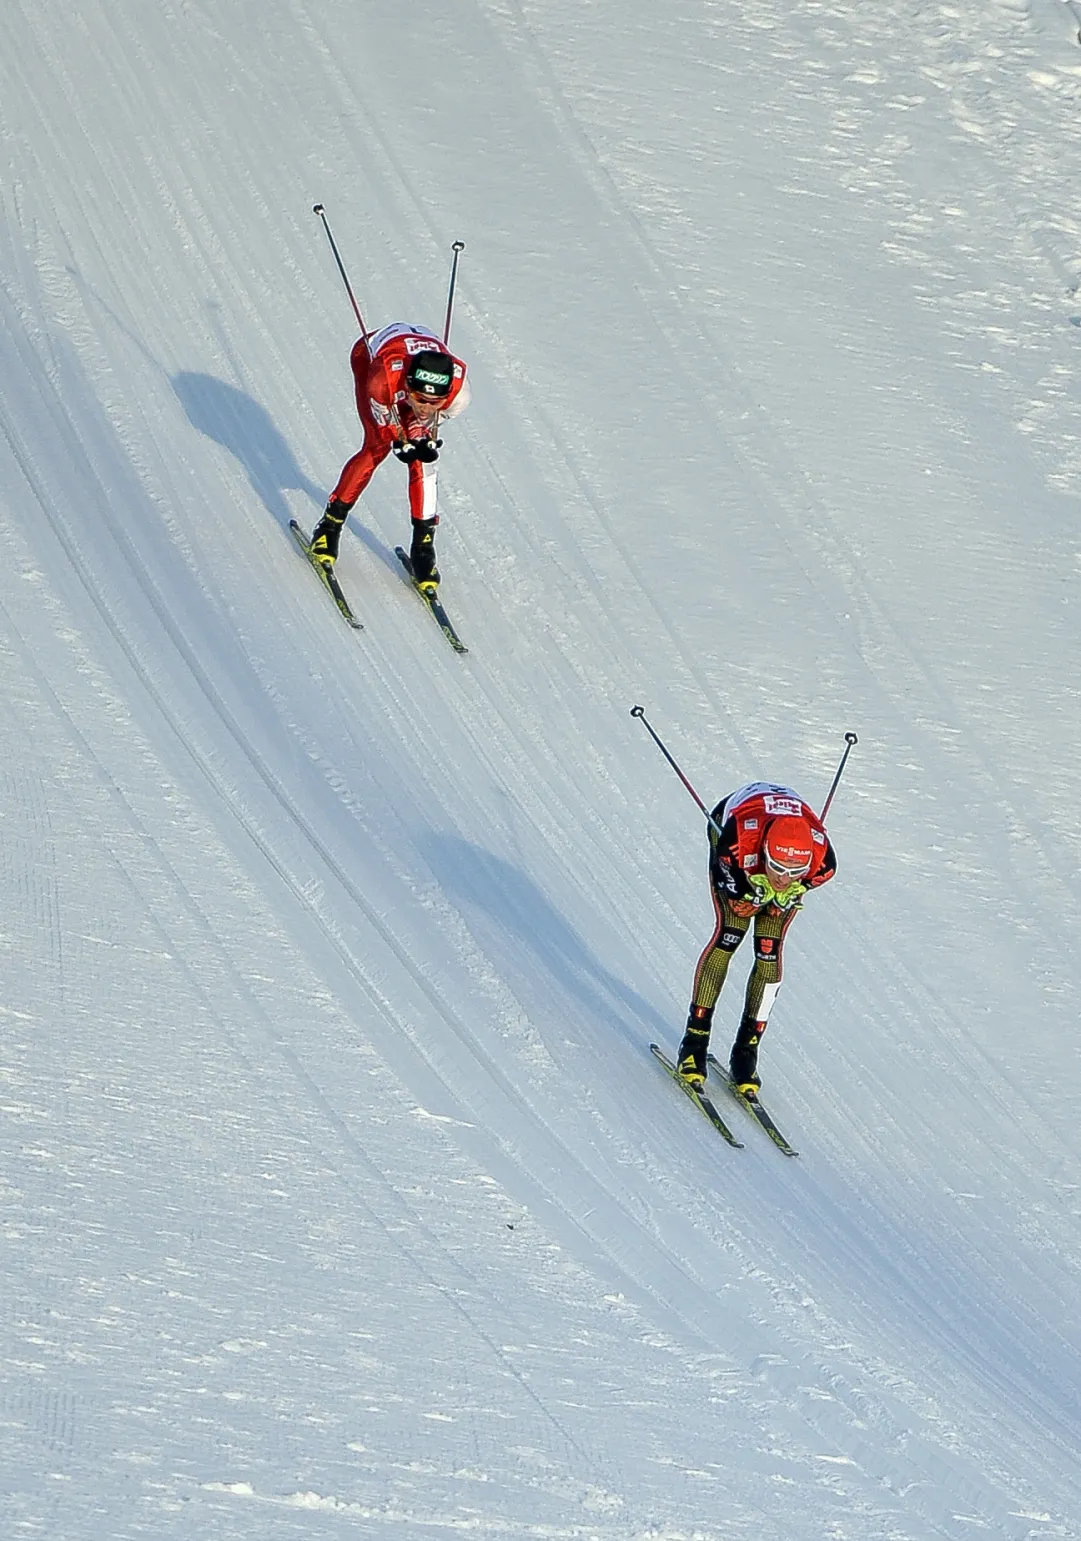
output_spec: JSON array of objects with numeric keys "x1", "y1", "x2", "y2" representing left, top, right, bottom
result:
[{"x1": 330, "y1": 322, "x2": 470, "y2": 522}]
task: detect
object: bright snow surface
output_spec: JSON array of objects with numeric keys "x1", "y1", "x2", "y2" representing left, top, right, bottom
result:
[{"x1": 3, "y1": 1, "x2": 1081, "y2": 1537}]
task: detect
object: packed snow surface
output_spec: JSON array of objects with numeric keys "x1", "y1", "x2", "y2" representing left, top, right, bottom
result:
[{"x1": 3, "y1": 1, "x2": 1081, "y2": 1537}]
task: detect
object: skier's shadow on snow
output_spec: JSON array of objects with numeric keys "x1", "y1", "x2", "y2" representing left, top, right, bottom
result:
[
  {"x1": 173, "y1": 372, "x2": 401, "y2": 570},
  {"x1": 173, "y1": 372, "x2": 323, "y2": 526},
  {"x1": 425, "y1": 836, "x2": 671, "y2": 1048},
  {"x1": 173, "y1": 372, "x2": 392, "y2": 565}
]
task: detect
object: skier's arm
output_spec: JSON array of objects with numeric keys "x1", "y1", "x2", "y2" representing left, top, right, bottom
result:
[
  {"x1": 806, "y1": 838, "x2": 837, "y2": 889},
  {"x1": 439, "y1": 376, "x2": 471, "y2": 421},
  {"x1": 367, "y1": 355, "x2": 404, "y2": 434},
  {"x1": 708, "y1": 811, "x2": 751, "y2": 899}
]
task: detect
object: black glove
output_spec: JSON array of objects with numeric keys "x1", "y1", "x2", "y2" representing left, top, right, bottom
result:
[
  {"x1": 413, "y1": 436, "x2": 441, "y2": 464},
  {"x1": 393, "y1": 440, "x2": 420, "y2": 465}
]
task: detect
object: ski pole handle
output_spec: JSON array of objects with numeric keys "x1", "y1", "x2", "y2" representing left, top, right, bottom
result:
[
  {"x1": 820, "y1": 731, "x2": 859, "y2": 822},
  {"x1": 313, "y1": 204, "x2": 370, "y2": 348},
  {"x1": 630, "y1": 705, "x2": 726, "y2": 841},
  {"x1": 442, "y1": 240, "x2": 465, "y2": 345}
]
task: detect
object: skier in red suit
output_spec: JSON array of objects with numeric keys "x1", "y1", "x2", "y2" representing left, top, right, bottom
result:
[
  {"x1": 310, "y1": 323, "x2": 471, "y2": 591},
  {"x1": 676, "y1": 782, "x2": 837, "y2": 1095}
]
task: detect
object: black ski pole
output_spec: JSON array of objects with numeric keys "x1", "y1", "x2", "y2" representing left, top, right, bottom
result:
[
  {"x1": 442, "y1": 240, "x2": 466, "y2": 345},
  {"x1": 313, "y1": 204, "x2": 370, "y2": 351},
  {"x1": 820, "y1": 732, "x2": 859, "y2": 822},
  {"x1": 630, "y1": 706, "x2": 726, "y2": 840}
]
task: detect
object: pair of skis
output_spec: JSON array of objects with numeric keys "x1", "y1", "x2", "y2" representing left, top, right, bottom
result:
[
  {"x1": 289, "y1": 520, "x2": 467, "y2": 653},
  {"x1": 650, "y1": 1044, "x2": 799, "y2": 1157}
]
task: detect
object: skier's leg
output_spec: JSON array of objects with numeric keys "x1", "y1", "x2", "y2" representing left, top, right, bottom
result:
[
  {"x1": 677, "y1": 889, "x2": 750, "y2": 1086},
  {"x1": 312, "y1": 431, "x2": 391, "y2": 566},
  {"x1": 729, "y1": 907, "x2": 799, "y2": 1092},
  {"x1": 407, "y1": 458, "x2": 441, "y2": 588}
]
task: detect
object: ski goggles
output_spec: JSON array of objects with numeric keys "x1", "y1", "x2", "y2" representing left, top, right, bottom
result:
[
  {"x1": 764, "y1": 852, "x2": 812, "y2": 882},
  {"x1": 407, "y1": 387, "x2": 449, "y2": 411}
]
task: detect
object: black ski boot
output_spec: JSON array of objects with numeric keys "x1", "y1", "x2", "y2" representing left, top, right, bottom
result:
[
  {"x1": 409, "y1": 517, "x2": 440, "y2": 590},
  {"x1": 729, "y1": 1016, "x2": 765, "y2": 1096},
  {"x1": 309, "y1": 498, "x2": 352, "y2": 568},
  {"x1": 677, "y1": 1004, "x2": 714, "y2": 1090}
]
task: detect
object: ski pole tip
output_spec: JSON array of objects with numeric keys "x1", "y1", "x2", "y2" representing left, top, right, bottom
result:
[
  {"x1": 312, "y1": 203, "x2": 325, "y2": 215},
  {"x1": 452, "y1": 239, "x2": 465, "y2": 252},
  {"x1": 845, "y1": 731, "x2": 859, "y2": 745},
  {"x1": 630, "y1": 704, "x2": 644, "y2": 718}
]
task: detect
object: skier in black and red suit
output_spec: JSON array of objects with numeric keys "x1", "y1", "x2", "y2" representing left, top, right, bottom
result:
[{"x1": 676, "y1": 781, "x2": 837, "y2": 1095}]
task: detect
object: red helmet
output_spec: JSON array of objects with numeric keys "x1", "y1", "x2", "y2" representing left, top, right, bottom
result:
[{"x1": 764, "y1": 815, "x2": 814, "y2": 878}]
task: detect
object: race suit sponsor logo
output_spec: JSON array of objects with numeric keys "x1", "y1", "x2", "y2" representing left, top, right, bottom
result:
[{"x1": 763, "y1": 795, "x2": 803, "y2": 817}]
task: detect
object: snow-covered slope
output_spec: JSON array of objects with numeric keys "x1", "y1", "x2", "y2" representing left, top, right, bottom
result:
[{"x1": 3, "y1": 1, "x2": 1081, "y2": 1536}]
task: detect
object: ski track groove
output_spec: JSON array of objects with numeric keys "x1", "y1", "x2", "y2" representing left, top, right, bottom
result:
[
  {"x1": 4, "y1": 3, "x2": 1081, "y2": 1532},
  {"x1": 0, "y1": 502, "x2": 602, "y2": 1475},
  {"x1": 475, "y1": 0, "x2": 1081, "y2": 961},
  {"x1": 4, "y1": 333, "x2": 1038, "y2": 1531}
]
